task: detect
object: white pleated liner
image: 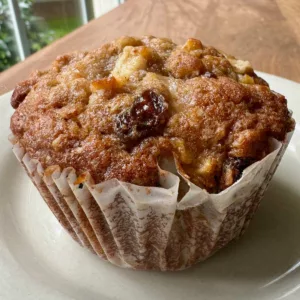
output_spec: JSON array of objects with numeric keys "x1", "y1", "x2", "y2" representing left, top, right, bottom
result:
[{"x1": 10, "y1": 131, "x2": 293, "y2": 271}]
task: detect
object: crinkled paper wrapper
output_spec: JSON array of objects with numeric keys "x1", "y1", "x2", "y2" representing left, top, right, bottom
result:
[{"x1": 9, "y1": 132, "x2": 293, "y2": 271}]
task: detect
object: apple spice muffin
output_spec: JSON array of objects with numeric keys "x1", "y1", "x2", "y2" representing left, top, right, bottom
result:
[{"x1": 10, "y1": 36, "x2": 294, "y2": 193}]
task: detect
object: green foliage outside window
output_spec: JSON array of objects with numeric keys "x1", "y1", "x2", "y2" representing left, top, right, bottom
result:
[
  {"x1": 20, "y1": 0, "x2": 55, "y2": 52},
  {"x1": 0, "y1": 0, "x2": 19, "y2": 71},
  {"x1": 0, "y1": 0, "x2": 55, "y2": 72}
]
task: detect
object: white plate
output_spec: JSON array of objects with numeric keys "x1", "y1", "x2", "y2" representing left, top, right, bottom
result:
[{"x1": 0, "y1": 72, "x2": 300, "y2": 300}]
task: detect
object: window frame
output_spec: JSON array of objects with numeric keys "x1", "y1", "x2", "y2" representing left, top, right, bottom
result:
[{"x1": 5, "y1": 0, "x2": 124, "y2": 64}]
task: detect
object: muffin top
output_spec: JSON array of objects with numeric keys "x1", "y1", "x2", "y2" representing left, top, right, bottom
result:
[{"x1": 10, "y1": 36, "x2": 294, "y2": 193}]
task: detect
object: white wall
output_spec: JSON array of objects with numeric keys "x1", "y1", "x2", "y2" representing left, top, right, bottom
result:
[{"x1": 92, "y1": 0, "x2": 120, "y2": 18}]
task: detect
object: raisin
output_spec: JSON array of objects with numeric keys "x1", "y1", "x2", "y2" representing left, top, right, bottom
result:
[
  {"x1": 228, "y1": 157, "x2": 255, "y2": 177},
  {"x1": 220, "y1": 157, "x2": 256, "y2": 191},
  {"x1": 11, "y1": 79, "x2": 36, "y2": 109},
  {"x1": 202, "y1": 71, "x2": 217, "y2": 79},
  {"x1": 115, "y1": 110, "x2": 133, "y2": 136},
  {"x1": 247, "y1": 99, "x2": 262, "y2": 112},
  {"x1": 253, "y1": 75, "x2": 269, "y2": 86},
  {"x1": 115, "y1": 90, "x2": 169, "y2": 142}
]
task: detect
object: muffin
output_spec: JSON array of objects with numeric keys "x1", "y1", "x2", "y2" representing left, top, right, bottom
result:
[{"x1": 10, "y1": 36, "x2": 294, "y2": 270}]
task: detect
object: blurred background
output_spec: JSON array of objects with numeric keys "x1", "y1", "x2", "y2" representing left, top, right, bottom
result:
[{"x1": 0, "y1": 0, "x2": 125, "y2": 72}]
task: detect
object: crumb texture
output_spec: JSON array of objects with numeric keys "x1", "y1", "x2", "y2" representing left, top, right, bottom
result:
[{"x1": 10, "y1": 36, "x2": 293, "y2": 192}]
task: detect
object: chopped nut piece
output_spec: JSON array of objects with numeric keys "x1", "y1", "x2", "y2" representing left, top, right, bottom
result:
[
  {"x1": 171, "y1": 138, "x2": 193, "y2": 164},
  {"x1": 166, "y1": 50, "x2": 205, "y2": 79},
  {"x1": 112, "y1": 46, "x2": 153, "y2": 85},
  {"x1": 228, "y1": 59, "x2": 253, "y2": 74}
]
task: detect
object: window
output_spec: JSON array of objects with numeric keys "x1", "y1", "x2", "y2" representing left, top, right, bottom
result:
[
  {"x1": 0, "y1": 0, "x2": 124, "y2": 72},
  {"x1": 0, "y1": 0, "x2": 20, "y2": 71}
]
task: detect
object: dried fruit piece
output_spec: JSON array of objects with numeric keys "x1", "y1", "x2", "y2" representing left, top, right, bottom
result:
[
  {"x1": 115, "y1": 110, "x2": 132, "y2": 137},
  {"x1": 202, "y1": 71, "x2": 217, "y2": 78},
  {"x1": 90, "y1": 76, "x2": 117, "y2": 98},
  {"x1": 11, "y1": 79, "x2": 36, "y2": 109},
  {"x1": 90, "y1": 77, "x2": 116, "y2": 92},
  {"x1": 253, "y1": 75, "x2": 269, "y2": 86},
  {"x1": 182, "y1": 38, "x2": 203, "y2": 51},
  {"x1": 220, "y1": 157, "x2": 255, "y2": 190},
  {"x1": 115, "y1": 90, "x2": 169, "y2": 142},
  {"x1": 238, "y1": 74, "x2": 255, "y2": 84}
]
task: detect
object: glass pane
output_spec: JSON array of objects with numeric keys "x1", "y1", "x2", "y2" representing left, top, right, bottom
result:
[
  {"x1": 0, "y1": 0, "x2": 126, "y2": 72},
  {"x1": 19, "y1": 0, "x2": 83, "y2": 54},
  {"x1": 0, "y1": 0, "x2": 20, "y2": 72}
]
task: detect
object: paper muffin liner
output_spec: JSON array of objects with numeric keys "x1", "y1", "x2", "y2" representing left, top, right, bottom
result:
[{"x1": 9, "y1": 131, "x2": 293, "y2": 271}]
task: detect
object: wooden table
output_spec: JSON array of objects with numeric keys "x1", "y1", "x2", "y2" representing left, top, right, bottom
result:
[{"x1": 1, "y1": 0, "x2": 299, "y2": 95}]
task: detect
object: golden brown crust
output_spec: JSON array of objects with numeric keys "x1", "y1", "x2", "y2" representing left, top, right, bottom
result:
[{"x1": 10, "y1": 36, "x2": 294, "y2": 192}]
